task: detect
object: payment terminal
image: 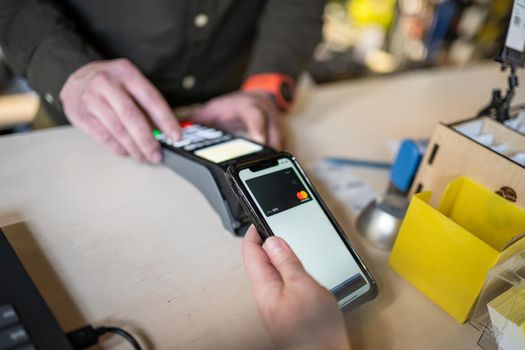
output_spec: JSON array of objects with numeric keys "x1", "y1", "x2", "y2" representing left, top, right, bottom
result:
[{"x1": 155, "y1": 122, "x2": 276, "y2": 235}]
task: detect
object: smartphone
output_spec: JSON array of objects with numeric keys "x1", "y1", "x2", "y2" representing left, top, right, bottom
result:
[{"x1": 227, "y1": 152, "x2": 378, "y2": 310}]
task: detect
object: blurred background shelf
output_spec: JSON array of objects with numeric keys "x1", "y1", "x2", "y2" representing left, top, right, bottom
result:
[{"x1": 310, "y1": 0, "x2": 512, "y2": 83}]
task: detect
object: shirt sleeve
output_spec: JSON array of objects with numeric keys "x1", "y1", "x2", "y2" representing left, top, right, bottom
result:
[
  {"x1": 245, "y1": 0, "x2": 326, "y2": 81},
  {"x1": 0, "y1": 0, "x2": 102, "y2": 109}
]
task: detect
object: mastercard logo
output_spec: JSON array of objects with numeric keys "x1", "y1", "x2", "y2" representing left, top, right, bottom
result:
[{"x1": 296, "y1": 190, "x2": 309, "y2": 200}]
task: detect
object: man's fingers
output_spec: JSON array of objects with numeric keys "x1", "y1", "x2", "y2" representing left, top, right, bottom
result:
[
  {"x1": 114, "y1": 59, "x2": 181, "y2": 140},
  {"x1": 252, "y1": 96, "x2": 282, "y2": 149},
  {"x1": 242, "y1": 226, "x2": 283, "y2": 300},
  {"x1": 241, "y1": 106, "x2": 267, "y2": 144},
  {"x1": 244, "y1": 225, "x2": 263, "y2": 245},
  {"x1": 96, "y1": 73, "x2": 161, "y2": 163},
  {"x1": 188, "y1": 105, "x2": 216, "y2": 125},
  {"x1": 86, "y1": 94, "x2": 146, "y2": 162},
  {"x1": 266, "y1": 117, "x2": 283, "y2": 150},
  {"x1": 72, "y1": 113, "x2": 127, "y2": 157},
  {"x1": 263, "y1": 236, "x2": 307, "y2": 283}
]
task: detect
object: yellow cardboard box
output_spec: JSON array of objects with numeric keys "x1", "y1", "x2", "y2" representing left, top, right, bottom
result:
[{"x1": 389, "y1": 177, "x2": 525, "y2": 323}]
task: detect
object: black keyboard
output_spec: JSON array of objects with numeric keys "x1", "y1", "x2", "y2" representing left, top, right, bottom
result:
[{"x1": 0, "y1": 228, "x2": 73, "y2": 350}]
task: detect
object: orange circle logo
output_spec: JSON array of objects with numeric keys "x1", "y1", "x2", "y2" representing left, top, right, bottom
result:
[{"x1": 296, "y1": 190, "x2": 308, "y2": 200}]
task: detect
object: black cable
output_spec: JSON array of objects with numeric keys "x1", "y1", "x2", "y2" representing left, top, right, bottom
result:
[
  {"x1": 66, "y1": 325, "x2": 143, "y2": 350},
  {"x1": 100, "y1": 327, "x2": 143, "y2": 350}
]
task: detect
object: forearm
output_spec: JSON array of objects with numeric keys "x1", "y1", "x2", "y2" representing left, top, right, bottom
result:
[{"x1": 0, "y1": 0, "x2": 101, "y2": 109}]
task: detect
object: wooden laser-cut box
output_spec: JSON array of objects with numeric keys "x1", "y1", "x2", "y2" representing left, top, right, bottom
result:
[{"x1": 409, "y1": 117, "x2": 525, "y2": 208}]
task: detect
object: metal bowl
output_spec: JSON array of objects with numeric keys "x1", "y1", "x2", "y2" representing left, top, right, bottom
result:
[{"x1": 356, "y1": 193, "x2": 409, "y2": 251}]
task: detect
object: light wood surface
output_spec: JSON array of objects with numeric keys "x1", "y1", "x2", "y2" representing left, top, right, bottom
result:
[{"x1": 1, "y1": 62, "x2": 524, "y2": 350}]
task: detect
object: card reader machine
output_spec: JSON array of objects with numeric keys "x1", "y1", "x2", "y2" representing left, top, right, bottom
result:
[{"x1": 155, "y1": 122, "x2": 276, "y2": 236}]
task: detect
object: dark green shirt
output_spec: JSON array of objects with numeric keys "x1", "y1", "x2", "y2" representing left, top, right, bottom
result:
[{"x1": 0, "y1": 0, "x2": 325, "y2": 110}]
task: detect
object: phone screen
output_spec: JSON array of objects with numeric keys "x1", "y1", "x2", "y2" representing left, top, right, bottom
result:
[{"x1": 238, "y1": 157, "x2": 371, "y2": 307}]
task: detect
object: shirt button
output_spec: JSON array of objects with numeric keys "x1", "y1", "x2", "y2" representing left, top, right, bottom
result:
[
  {"x1": 44, "y1": 92, "x2": 55, "y2": 104},
  {"x1": 194, "y1": 13, "x2": 209, "y2": 28},
  {"x1": 182, "y1": 75, "x2": 196, "y2": 90}
]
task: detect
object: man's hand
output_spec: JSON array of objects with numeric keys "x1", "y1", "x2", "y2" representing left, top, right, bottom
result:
[
  {"x1": 189, "y1": 91, "x2": 283, "y2": 150},
  {"x1": 242, "y1": 226, "x2": 351, "y2": 350},
  {"x1": 60, "y1": 59, "x2": 181, "y2": 163}
]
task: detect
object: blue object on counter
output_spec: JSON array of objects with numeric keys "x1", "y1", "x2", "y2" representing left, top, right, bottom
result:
[{"x1": 390, "y1": 139, "x2": 428, "y2": 193}]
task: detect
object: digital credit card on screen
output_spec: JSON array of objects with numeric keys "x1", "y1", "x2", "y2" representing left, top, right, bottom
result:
[{"x1": 246, "y1": 168, "x2": 312, "y2": 217}]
